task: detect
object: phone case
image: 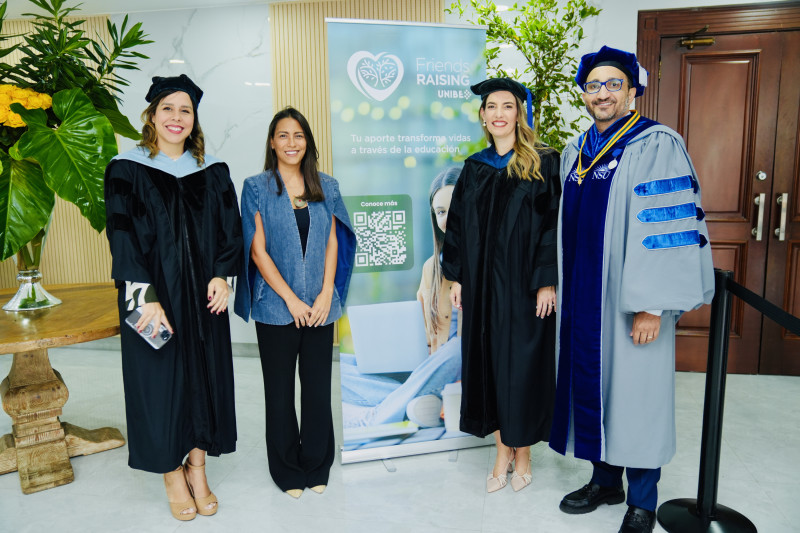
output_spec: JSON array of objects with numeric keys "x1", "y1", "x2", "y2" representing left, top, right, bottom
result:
[{"x1": 125, "y1": 308, "x2": 172, "y2": 350}]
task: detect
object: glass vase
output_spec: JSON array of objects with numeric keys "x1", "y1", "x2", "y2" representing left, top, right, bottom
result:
[{"x1": 2, "y1": 225, "x2": 62, "y2": 311}]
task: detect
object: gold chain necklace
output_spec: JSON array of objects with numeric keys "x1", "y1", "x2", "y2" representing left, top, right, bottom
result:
[
  {"x1": 284, "y1": 176, "x2": 307, "y2": 209},
  {"x1": 576, "y1": 111, "x2": 640, "y2": 185}
]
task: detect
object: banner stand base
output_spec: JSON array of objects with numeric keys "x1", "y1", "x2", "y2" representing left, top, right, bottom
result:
[{"x1": 341, "y1": 435, "x2": 493, "y2": 465}]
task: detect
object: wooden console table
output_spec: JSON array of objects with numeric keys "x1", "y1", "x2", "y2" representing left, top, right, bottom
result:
[{"x1": 0, "y1": 283, "x2": 125, "y2": 494}]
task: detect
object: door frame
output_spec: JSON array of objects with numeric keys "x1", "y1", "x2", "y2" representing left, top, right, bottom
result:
[{"x1": 637, "y1": 2, "x2": 800, "y2": 120}]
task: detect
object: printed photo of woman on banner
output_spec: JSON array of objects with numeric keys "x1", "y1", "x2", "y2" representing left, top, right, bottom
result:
[{"x1": 340, "y1": 166, "x2": 464, "y2": 446}]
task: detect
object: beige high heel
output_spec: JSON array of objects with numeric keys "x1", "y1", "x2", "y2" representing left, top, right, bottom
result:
[
  {"x1": 309, "y1": 485, "x2": 326, "y2": 494},
  {"x1": 510, "y1": 464, "x2": 532, "y2": 492},
  {"x1": 286, "y1": 489, "x2": 303, "y2": 499},
  {"x1": 165, "y1": 465, "x2": 196, "y2": 521},
  {"x1": 486, "y1": 455, "x2": 514, "y2": 493},
  {"x1": 184, "y1": 460, "x2": 218, "y2": 516}
]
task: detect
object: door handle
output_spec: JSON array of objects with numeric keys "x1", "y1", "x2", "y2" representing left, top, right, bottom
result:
[
  {"x1": 751, "y1": 193, "x2": 765, "y2": 240},
  {"x1": 774, "y1": 192, "x2": 788, "y2": 241}
]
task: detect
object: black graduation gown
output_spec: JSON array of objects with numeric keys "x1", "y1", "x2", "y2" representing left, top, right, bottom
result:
[
  {"x1": 104, "y1": 157, "x2": 243, "y2": 473},
  {"x1": 442, "y1": 149, "x2": 560, "y2": 446}
]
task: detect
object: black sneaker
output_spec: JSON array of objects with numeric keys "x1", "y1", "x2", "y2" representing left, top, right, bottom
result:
[
  {"x1": 559, "y1": 482, "x2": 625, "y2": 514},
  {"x1": 618, "y1": 505, "x2": 656, "y2": 533}
]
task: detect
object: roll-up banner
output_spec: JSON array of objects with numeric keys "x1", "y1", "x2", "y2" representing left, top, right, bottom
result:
[{"x1": 326, "y1": 19, "x2": 491, "y2": 464}]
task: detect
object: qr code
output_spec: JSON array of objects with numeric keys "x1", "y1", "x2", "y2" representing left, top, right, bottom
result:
[{"x1": 353, "y1": 210, "x2": 407, "y2": 267}]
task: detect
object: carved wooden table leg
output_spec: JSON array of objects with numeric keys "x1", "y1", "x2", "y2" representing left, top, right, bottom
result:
[
  {"x1": 63, "y1": 422, "x2": 125, "y2": 457},
  {"x1": 0, "y1": 432, "x2": 16, "y2": 474},
  {"x1": 0, "y1": 349, "x2": 73, "y2": 493},
  {"x1": 0, "y1": 348, "x2": 125, "y2": 494}
]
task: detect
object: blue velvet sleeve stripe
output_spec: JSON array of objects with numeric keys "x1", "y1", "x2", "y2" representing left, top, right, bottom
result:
[
  {"x1": 637, "y1": 202, "x2": 698, "y2": 223},
  {"x1": 634, "y1": 175, "x2": 696, "y2": 197},
  {"x1": 642, "y1": 230, "x2": 709, "y2": 250}
]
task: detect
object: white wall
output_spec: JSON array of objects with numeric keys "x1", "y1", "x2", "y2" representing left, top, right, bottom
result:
[{"x1": 110, "y1": 5, "x2": 273, "y2": 344}]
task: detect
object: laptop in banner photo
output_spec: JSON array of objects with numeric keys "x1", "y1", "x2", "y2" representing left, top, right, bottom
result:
[{"x1": 347, "y1": 301, "x2": 429, "y2": 374}]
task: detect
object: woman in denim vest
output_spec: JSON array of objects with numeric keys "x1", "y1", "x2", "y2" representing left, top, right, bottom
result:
[{"x1": 234, "y1": 107, "x2": 355, "y2": 498}]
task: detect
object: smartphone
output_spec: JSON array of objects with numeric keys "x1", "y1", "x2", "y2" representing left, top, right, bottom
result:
[{"x1": 125, "y1": 308, "x2": 172, "y2": 350}]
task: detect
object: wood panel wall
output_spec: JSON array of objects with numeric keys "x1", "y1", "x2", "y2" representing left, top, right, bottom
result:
[
  {"x1": 1, "y1": 16, "x2": 114, "y2": 288},
  {"x1": 270, "y1": 0, "x2": 444, "y2": 174}
]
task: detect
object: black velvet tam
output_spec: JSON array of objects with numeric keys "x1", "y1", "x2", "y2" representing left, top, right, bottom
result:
[
  {"x1": 145, "y1": 74, "x2": 204, "y2": 108},
  {"x1": 470, "y1": 77, "x2": 528, "y2": 103}
]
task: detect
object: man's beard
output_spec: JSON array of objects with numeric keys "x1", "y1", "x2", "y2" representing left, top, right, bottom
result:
[{"x1": 585, "y1": 97, "x2": 631, "y2": 125}]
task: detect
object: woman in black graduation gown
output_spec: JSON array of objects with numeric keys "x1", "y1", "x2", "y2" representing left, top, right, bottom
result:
[
  {"x1": 442, "y1": 78, "x2": 560, "y2": 493},
  {"x1": 104, "y1": 75, "x2": 242, "y2": 520}
]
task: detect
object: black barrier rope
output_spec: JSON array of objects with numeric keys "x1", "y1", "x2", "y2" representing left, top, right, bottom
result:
[
  {"x1": 726, "y1": 278, "x2": 800, "y2": 336},
  {"x1": 657, "y1": 268, "x2": 800, "y2": 533}
]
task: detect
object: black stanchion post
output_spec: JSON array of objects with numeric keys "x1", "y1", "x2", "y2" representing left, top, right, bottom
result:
[
  {"x1": 697, "y1": 268, "x2": 734, "y2": 523},
  {"x1": 657, "y1": 269, "x2": 757, "y2": 532}
]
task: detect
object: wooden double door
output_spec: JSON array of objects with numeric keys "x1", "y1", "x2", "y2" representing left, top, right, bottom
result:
[{"x1": 639, "y1": 4, "x2": 800, "y2": 375}]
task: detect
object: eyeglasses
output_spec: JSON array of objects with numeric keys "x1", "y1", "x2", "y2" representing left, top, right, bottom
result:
[{"x1": 583, "y1": 78, "x2": 624, "y2": 94}]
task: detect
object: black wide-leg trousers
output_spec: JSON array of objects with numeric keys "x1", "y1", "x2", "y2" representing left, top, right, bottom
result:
[{"x1": 255, "y1": 322, "x2": 335, "y2": 491}]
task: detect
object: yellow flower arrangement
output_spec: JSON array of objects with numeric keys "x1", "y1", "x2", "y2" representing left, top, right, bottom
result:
[
  {"x1": 0, "y1": 0, "x2": 151, "y2": 276},
  {"x1": 0, "y1": 84, "x2": 53, "y2": 128}
]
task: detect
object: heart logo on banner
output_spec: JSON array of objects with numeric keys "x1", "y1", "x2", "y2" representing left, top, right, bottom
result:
[{"x1": 346, "y1": 51, "x2": 404, "y2": 102}]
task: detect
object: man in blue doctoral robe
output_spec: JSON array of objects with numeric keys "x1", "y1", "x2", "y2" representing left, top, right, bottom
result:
[{"x1": 550, "y1": 46, "x2": 715, "y2": 533}]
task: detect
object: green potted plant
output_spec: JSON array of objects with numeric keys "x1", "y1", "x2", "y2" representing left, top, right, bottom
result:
[
  {"x1": 0, "y1": 0, "x2": 151, "y2": 310},
  {"x1": 447, "y1": 0, "x2": 601, "y2": 151}
]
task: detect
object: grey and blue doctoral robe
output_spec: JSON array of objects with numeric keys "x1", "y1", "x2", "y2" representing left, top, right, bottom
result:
[{"x1": 550, "y1": 115, "x2": 715, "y2": 469}]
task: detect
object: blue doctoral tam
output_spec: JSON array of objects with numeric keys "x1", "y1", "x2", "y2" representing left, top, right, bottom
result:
[{"x1": 575, "y1": 46, "x2": 648, "y2": 98}]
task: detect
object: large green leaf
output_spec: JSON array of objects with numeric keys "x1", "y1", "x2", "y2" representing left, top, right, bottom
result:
[
  {"x1": 0, "y1": 149, "x2": 55, "y2": 261},
  {"x1": 87, "y1": 86, "x2": 141, "y2": 140},
  {"x1": 12, "y1": 88, "x2": 116, "y2": 233},
  {"x1": 96, "y1": 105, "x2": 141, "y2": 140}
]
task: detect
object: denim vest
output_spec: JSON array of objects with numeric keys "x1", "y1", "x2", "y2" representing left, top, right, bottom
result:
[{"x1": 234, "y1": 170, "x2": 355, "y2": 326}]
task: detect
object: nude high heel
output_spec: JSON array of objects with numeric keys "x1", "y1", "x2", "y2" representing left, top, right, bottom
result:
[
  {"x1": 184, "y1": 460, "x2": 218, "y2": 516},
  {"x1": 510, "y1": 465, "x2": 532, "y2": 491},
  {"x1": 486, "y1": 455, "x2": 514, "y2": 493},
  {"x1": 309, "y1": 485, "x2": 326, "y2": 494},
  {"x1": 165, "y1": 465, "x2": 196, "y2": 521}
]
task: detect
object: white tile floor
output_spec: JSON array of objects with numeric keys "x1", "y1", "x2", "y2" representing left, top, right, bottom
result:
[{"x1": 0, "y1": 345, "x2": 797, "y2": 532}]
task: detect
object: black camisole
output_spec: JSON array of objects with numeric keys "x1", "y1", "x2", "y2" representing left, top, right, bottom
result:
[{"x1": 294, "y1": 206, "x2": 309, "y2": 256}]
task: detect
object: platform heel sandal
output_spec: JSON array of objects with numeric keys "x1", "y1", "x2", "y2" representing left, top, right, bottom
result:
[{"x1": 183, "y1": 460, "x2": 218, "y2": 516}]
